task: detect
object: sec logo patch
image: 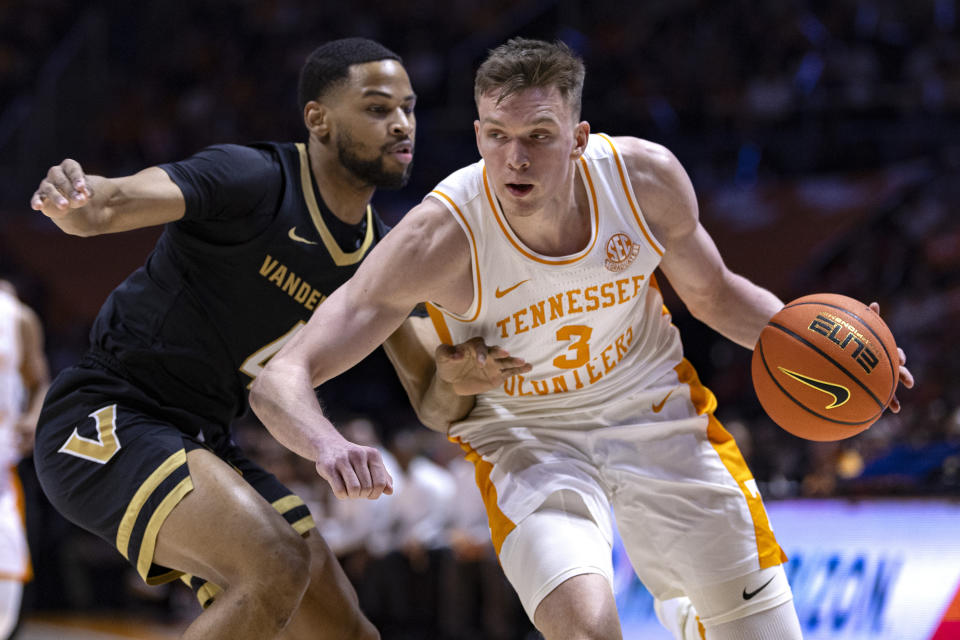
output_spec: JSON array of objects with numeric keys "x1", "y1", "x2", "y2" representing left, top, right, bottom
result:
[{"x1": 604, "y1": 233, "x2": 641, "y2": 272}]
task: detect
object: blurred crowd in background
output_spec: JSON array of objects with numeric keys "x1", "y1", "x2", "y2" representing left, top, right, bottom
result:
[{"x1": 2, "y1": 0, "x2": 959, "y2": 636}]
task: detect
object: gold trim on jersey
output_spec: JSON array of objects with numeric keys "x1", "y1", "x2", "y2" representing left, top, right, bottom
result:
[
  {"x1": 270, "y1": 494, "x2": 316, "y2": 534},
  {"x1": 451, "y1": 437, "x2": 516, "y2": 555},
  {"x1": 196, "y1": 580, "x2": 223, "y2": 609},
  {"x1": 271, "y1": 494, "x2": 304, "y2": 515},
  {"x1": 425, "y1": 302, "x2": 453, "y2": 345},
  {"x1": 481, "y1": 158, "x2": 599, "y2": 265},
  {"x1": 140, "y1": 476, "x2": 194, "y2": 584},
  {"x1": 116, "y1": 449, "x2": 189, "y2": 562},
  {"x1": 295, "y1": 142, "x2": 374, "y2": 266},
  {"x1": 596, "y1": 134, "x2": 664, "y2": 257},
  {"x1": 648, "y1": 273, "x2": 671, "y2": 316},
  {"x1": 428, "y1": 189, "x2": 483, "y2": 322},
  {"x1": 676, "y1": 358, "x2": 786, "y2": 569}
]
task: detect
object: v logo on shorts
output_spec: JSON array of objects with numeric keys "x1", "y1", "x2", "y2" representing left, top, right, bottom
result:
[
  {"x1": 288, "y1": 227, "x2": 318, "y2": 245},
  {"x1": 651, "y1": 389, "x2": 674, "y2": 413}
]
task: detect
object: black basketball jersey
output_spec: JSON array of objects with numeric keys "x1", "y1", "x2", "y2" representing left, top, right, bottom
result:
[{"x1": 85, "y1": 141, "x2": 390, "y2": 435}]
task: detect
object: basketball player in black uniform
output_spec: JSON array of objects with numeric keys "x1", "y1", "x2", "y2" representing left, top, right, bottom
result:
[{"x1": 27, "y1": 38, "x2": 480, "y2": 640}]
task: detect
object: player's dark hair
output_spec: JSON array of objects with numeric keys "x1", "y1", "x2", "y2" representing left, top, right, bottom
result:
[
  {"x1": 475, "y1": 38, "x2": 585, "y2": 120},
  {"x1": 298, "y1": 38, "x2": 402, "y2": 110}
]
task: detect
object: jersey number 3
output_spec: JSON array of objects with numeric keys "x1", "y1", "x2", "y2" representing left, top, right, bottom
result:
[{"x1": 553, "y1": 324, "x2": 593, "y2": 369}]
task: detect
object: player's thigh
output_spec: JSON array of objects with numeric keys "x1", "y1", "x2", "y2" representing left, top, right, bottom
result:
[
  {"x1": 498, "y1": 490, "x2": 615, "y2": 624},
  {"x1": 153, "y1": 447, "x2": 309, "y2": 587},
  {"x1": 609, "y1": 419, "x2": 789, "y2": 622},
  {"x1": 278, "y1": 529, "x2": 380, "y2": 640},
  {"x1": 177, "y1": 437, "x2": 319, "y2": 607},
  {"x1": 35, "y1": 371, "x2": 206, "y2": 585},
  {"x1": 35, "y1": 368, "x2": 307, "y2": 588}
]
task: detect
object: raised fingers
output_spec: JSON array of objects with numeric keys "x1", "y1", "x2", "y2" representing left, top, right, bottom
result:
[
  {"x1": 31, "y1": 159, "x2": 89, "y2": 213},
  {"x1": 494, "y1": 355, "x2": 532, "y2": 378}
]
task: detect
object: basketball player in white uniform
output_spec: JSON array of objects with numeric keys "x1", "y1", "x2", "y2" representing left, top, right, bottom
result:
[
  {"x1": 249, "y1": 39, "x2": 913, "y2": 639},
  {"x1": 0, "y1": 281, "x2": 49, "y2": 640}
]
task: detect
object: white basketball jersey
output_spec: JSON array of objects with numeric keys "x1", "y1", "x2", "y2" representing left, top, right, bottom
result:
[
  {"x1": 426, "y1": 134, "x2": 685, "y2": 432},
  {"x1": 0, "y1": 289, "x2": 23, "y2": 476}
]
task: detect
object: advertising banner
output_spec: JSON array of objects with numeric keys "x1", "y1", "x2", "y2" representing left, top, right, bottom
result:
[{"x1": 614, "y1": 499, "x2": 960, "y2": 639}]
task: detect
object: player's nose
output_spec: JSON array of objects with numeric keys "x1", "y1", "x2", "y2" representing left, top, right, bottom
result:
[
  {"x1": 390, "y1": 110, "x2": 413, "y2": 137},
  {"x1": 506, "y1": 142, "x2": 530, "y2": 171}
]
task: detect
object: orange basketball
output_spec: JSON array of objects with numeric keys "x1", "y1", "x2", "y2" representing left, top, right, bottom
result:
[{"x1": 751, "y1": 293, "x2": 899, "y2": 441}]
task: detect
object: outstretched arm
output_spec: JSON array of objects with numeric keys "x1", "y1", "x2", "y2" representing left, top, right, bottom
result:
[
  {"x1": 384, "y1": 318, "x2": 531, "y2": 433},
  {"x1": 619, "y1": 137, "x2": 914, "y2": 408},
  {"x1": 30, "y1": 159, "x2": 185, "y2": 236},
  {"x1": 617, "y1": 137, "x2": 783, "y2": 348},
  {"x1": 249, "y1": 198, "x2": 473, "y2": 495}
]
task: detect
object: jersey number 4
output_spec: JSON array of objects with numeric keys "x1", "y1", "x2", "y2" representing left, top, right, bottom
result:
[{"x1": 239, "y1": 321, "x2": 306, "y2": 387}]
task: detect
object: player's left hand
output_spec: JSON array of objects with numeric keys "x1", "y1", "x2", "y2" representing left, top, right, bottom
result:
[
  {"x1": 313, "y1": 433, "x2": 394, "y2": 500},
  {"x1": 436, "y1": 336, "x2": 531, "y2": 395},
  {"x1": 869, "y1": 302, "x2": 914, "y2": 413}
]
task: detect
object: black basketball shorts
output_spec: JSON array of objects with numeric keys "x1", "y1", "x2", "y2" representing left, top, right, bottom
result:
[{"x1": 34, "y1": 363, "x2": 315, "y2": 586}]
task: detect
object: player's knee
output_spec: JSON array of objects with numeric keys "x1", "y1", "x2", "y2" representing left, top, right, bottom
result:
[
  {"x1": 539, "y1": 612, "x2": 621, "y2": 640},
  {"x1": 270, "y1": 528, "x2": 312, "y2": 593},
  {"x1": 687, "y1": 565, "x2": 794, "y2": 630},
  {"x1": 246, "y1": 528, "x2": 311, "y2": 620},
  {"x1": 534, "y1": 578, "x2": 621, "y2": 640}
]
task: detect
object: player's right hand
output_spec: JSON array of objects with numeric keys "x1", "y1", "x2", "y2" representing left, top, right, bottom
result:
[
  {"x1": 314, "y1": 438, "x2": 394, "y2": 500},
  {"x1": 436, "y1": 336, "x2": 531, "y2": 395},
  {"x1": 30, "y1": 159, "x2": 93, "y2": 218},
  {"x1": 869, "y1": 301, "x2": 914, "y2": 413}
]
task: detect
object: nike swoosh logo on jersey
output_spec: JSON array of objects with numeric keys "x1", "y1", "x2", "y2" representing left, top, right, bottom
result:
[
  {"x1": 742, "y1": 575, "x2": 775, "y2": 600},
  {"x1": 288, "y1": 227, "x2": 318, "y2": 245},
  {"x1": 495, "y1": 279, "x2": 529, "y2": 298},
  {"x1": 778, "y1": 367, "x2": 850, "y2": 409},
  {"x1": 651, "y1": 389, "x2": 674, "y2": 413}
]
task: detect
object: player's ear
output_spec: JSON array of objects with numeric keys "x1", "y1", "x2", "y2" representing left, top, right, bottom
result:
[
  {"x1": 304, "y1": 101, "x2": 331, "y2": 139},
  {"x1": 474, "y1": 120, "x2": 481, "y2": 152},
  {"x1": 571, "y1": 120, "x2": 590, "y2": 159}
]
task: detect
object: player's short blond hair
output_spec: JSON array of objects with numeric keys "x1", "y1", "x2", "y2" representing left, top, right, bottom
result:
[{"x1": 474, "y1": 38, "x2": 585, "y2": 121}]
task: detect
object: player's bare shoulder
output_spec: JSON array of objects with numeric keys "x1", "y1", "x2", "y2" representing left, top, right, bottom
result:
[
  {"x1": 608, "y1": 136, "x2": 699, "y2": 243},
  {"x1": 398, "y1": 197, "x2": 469, "y2": 256},
  {"x1": 372, "y1": 196, "x2": 473, "y2": 313}
]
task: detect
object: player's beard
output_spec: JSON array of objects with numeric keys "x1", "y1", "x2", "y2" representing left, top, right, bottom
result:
[{"x1": 336, "y1": 130, "x2": 413, "y2": 190}]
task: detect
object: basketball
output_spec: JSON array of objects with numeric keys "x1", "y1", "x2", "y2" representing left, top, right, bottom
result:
[{"x1": 751, "y1": 293, "x2": 899, "y2": 441}]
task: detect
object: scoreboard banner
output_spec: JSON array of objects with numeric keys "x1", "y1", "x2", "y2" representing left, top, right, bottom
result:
[{"x1": 614, "y1": 499, "x2": 960, "y2": 639}]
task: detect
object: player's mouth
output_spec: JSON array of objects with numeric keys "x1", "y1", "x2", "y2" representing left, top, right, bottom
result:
[
  {"x1": 386, "y1": 140, "x2": 414, "y2": 164},
  {"x1": 506, "y1": 183, "x2": 533, "y2": 197}
]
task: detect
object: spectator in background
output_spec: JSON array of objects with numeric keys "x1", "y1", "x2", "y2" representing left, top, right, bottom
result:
[
  {"x1": 0, "y1": 279, "x2": 49, "y2": 640},
  {"x1": 436, "y1": 439, "x2": 533, "y2": 640},
  {"x1": 367, "y1": 427, "x2": 456, "y2": 639}
]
